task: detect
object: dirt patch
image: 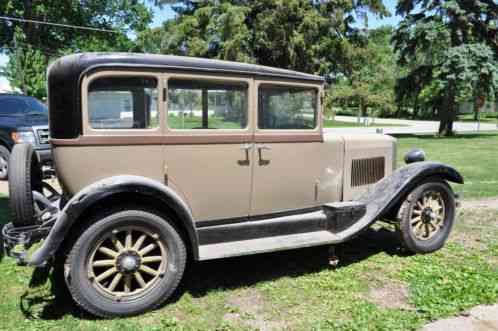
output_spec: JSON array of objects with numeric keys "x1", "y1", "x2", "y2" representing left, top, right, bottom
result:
[
  {"x1": 223, "y1": 288, "x2": 287, "y2": 331},
  {"x1": 461, "y1": 198, "x2": 498, "y2": 210},
  {"x1": 365, "y1": 282, "x2": 413, "y2": 310}
]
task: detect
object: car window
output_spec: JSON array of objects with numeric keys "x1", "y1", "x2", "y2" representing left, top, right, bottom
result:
[
  {"x1": 88, "y1": 76, "x2": 158, "y2": 129},
  {"x1": 258, "y1": 85, "x2": 317, "y2": 130},
  {"x1": 0, "y1": 97, "x2": 28, "y2": 115},
  {"x1": 167, "y1": 79, "x2": 248, "y2": 130}
]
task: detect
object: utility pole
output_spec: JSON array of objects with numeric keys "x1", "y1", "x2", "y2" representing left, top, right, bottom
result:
[{"x1": 13, "y1": 35, "x2": 26, "y2": 95}]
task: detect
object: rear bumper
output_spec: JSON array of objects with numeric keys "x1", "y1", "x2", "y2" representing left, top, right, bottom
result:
[{"x1": 1, "y1": 222, "x2": 54, "y2": 266}]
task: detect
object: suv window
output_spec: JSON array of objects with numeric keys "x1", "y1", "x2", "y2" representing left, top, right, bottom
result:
[
  {"x1": 258, "y1": 85, "x2": 317, "y2": 130},
  {"x1": 167, "y1": 79, "x2": 248, "y2": 130},
  {"x1": 88, "y1": 76, "x2": 158, "y2": 129}
]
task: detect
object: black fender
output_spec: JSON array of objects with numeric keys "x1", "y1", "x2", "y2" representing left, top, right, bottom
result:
[
  {"x1": 358, "y1": 161, "x2": 463, "y2": 223},
  {"x1": 29, "y1": 175, "x2": 198, "y2": 266}
]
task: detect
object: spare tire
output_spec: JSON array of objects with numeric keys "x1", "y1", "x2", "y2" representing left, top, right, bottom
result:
[{"x1": 8, "y1": 144, "x2": 43, "y2": 227}]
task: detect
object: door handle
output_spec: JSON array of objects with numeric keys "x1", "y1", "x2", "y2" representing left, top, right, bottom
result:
[
  {"x1": 238, "y1": 143, "x2": 252, "y2": 166},
  {"x1": 256, "y1": 144, "x2": 271, "y2": 166}
]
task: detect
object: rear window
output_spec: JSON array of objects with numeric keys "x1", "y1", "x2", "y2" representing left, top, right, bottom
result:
[{"x1": 88, "y1": 76, "x2": 158, "y2": 129}]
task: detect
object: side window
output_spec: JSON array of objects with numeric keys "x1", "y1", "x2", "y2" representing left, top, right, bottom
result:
[
  {"x1": 167, "y1": 79, "x2": 248, "y2": 130},
  {"x1": 258, "y1": 85, "x2": 317, "y2": 130},
  {"x1": 88, "y1": 76, "x2": 158, "y2": 129}
]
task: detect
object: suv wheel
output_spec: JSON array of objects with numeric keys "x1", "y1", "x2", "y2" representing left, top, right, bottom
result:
[
  {"x1": 65, "y1": 209, "x2": 187, "y2": 318},
  {"x1": 398, "y1": 180, "x2": 456, "y2": 254},
  {"x1": 0, "y1": 145, "x2": 10, "y2": 180}
]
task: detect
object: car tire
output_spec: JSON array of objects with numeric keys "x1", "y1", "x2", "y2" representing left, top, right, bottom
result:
[
  {"x1": 65, "y1": 209, "x2": 187, "y2": 318},
  {"x1": 398, "y1": 179, "x2": 456, "y2": 254},
  {"x1": 8, "y1": 144, "x2": 43, "y2": 227},
  {"x1": 0, "y1": 145, "x2": 10, "y2": 180}
]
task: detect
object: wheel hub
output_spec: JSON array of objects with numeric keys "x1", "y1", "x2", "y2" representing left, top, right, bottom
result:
[
  {"x1": 116, "y1": 251, "x2": 141, "y2": 273},
  {"x1": 421, "y1": 208, "x2": 436, "y2": 223}
]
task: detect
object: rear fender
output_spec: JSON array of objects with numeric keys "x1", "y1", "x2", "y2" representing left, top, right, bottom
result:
[{"x1": 29, "y1": 175, "x2": 198, "y2": 266}]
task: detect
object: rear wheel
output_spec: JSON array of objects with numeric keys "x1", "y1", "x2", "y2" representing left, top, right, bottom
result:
[
  {"x1": 8, "y1": 144, "x2": 43, "y2": 227},
  {"x1": 0, "y1": 145, "x2": 10, "y2": 180},
  {"x1": 65, "y1": 209, "x2": 187, "y2": 318},
  {"x1": 398, "y1": 180, "x2": 456, "y2": 253}
]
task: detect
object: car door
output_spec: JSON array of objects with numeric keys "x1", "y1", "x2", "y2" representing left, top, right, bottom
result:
[
  {"x1": 162, "y1": 74, "x2": 254, "y2": 222},
  {"x1": 250, "y1": 80, "x2": 324, "y2": 216}
]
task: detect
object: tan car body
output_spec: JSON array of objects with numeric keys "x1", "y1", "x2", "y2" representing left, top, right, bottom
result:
[{"x1": 52, "y1": 70, "x2": 396, "y2": 224}]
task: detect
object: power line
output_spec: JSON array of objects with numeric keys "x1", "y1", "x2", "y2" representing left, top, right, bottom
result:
[{"x1": 0, "y1": 15, "x2": 118, "y2": 33}]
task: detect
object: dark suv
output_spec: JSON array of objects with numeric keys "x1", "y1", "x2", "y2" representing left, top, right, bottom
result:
[{"x1": 0, "y1": 94, "x2": 51, "y2": 179}]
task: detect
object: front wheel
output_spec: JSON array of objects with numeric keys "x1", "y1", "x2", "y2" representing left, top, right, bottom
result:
[
  {"x1": 65, "y1": 209, "x2": 187, "y2": 318},
  {"x1": 397, "y1": 180, "x2": 456, "y2": 254}
]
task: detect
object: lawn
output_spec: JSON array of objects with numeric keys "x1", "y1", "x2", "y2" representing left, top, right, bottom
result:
[
  {"x1": 0, "y1": 200, "x2": 497, "y2": 330},
  {"x1": 397, "y1": 133, "x2": 498, "y2": 198},
  {"x1": 0, "y1": 134, "x2": 497, "y2": 330}
]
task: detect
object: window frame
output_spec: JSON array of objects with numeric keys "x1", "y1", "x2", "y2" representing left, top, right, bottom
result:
[
  {"x1": 164, "y1": 73, "x2": 253, "y2": 134},
  {"x1": 255, "y1": 80, "x2": 322, "y2": 134},
  {"x1": 82, "y1": 71, "x2": 164, "y2": 136}
]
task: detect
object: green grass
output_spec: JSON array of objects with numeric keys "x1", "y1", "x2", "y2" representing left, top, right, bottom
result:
[
  {"x1": 1, "y1": 196, "x2": 497, "y2": 330},
  {"x1": 167, "y1": 115, "x2": 243, "y2": 129},
  {"x1": 397, "y1": 133, "x2": 498, "y2": 198}
]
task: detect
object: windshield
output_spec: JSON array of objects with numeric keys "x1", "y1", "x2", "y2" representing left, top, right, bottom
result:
[{"x1": 0, "y1": 96, "x2": 48, "y2": 115}]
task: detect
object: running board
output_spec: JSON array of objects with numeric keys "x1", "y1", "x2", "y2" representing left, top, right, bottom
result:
[{"x1": 198, "y1": 202, "x2": 369, "y2": 261}]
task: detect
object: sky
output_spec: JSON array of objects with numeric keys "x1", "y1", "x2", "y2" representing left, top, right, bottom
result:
[{"x1": 0, "y1": 1, "x2": 401, "y2": 92}]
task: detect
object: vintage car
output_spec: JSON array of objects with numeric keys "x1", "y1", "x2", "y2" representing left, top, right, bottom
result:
[{"x1": 1, "y1": 53, "x2": 463, "y2": 318}]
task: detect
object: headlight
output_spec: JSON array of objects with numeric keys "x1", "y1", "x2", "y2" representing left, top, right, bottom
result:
[{"x1": 11, "y1": 131, "x2": 36, "y2": 144}]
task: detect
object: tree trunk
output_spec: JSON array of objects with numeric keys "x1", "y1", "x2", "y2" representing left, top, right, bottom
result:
[{"x1": 438, "y1": 86, "x2": 456, "y2": 136}]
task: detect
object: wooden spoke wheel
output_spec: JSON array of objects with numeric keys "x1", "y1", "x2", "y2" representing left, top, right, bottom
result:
[
  {"x1": 64, "y1": 209, "x2": 186, "y2": 318},
  {"x1": 398, "y1": 180, "x2": 456, "y2": 254},
  {"x1": 88, "y1": 226, "x2": 168, "y2": 298}
]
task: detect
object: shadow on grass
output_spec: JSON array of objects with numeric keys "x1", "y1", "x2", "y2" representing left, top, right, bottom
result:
[{"x1": 19, "y1": 225, "x2": 407, "y2": 320}]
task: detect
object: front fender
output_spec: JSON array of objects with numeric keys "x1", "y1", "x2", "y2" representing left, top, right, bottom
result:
[
  {"x1": 358, "y1": 161, "x2": 463, "y2": 222},
  {"x1": 29, "y1": 175, "x2": 198, "y2": 266}
]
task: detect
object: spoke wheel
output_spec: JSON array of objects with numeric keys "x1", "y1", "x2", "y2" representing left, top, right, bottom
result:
[
  {"x1": 398, "y1": 180, "x2": 456, "y2": 254},
  {"x1": 88, "y1": 226, "x2": 168, "y2": 298},
  {"x1": 409, "y1": 191, "x2": 445, "y2": 241},
  {"x1": 65, "y1": 209, "x2": 187, "y2": 318}
]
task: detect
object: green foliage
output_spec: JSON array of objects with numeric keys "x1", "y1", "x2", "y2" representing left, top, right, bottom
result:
[
  {"x1": 392, "y1": 0, "x2": 498, "y2": 135},
  {"x1": 0, "y1": 0, "x2": 153, "y2": 98},
  {"x1": 137, "y1": 0, "x2": 389, "y2": 76},
  {"x1": 329, "y1": 26, "x2": 397, "y2": 118}
]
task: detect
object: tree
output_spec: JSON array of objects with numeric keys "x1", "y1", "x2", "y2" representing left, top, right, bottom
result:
[
  {"x1": 392, "y1": 0, "x2": 498, "y2": 136},
  {"x1": 329, "y1": 26, "x2": 397, "y2": 119},
  {"x1": 138, "y1": 0, "x2": 389, "y2": 78},
  {"x1": 0, "y1": 0, "x2": 153, "y2": 98}
]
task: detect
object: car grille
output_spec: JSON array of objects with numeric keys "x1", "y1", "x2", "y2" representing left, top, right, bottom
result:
[
  {"x1": 351, "y1": 157, "x2": 385, "y2": 187},
  {"x1": 37, "y1": 128, "x2": 50, "y2": 145}
]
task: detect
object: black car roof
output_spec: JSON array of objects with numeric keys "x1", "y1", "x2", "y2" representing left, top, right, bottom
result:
[{"x1": 49, "y1": 52, "x2": 325, "y2": 83}]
